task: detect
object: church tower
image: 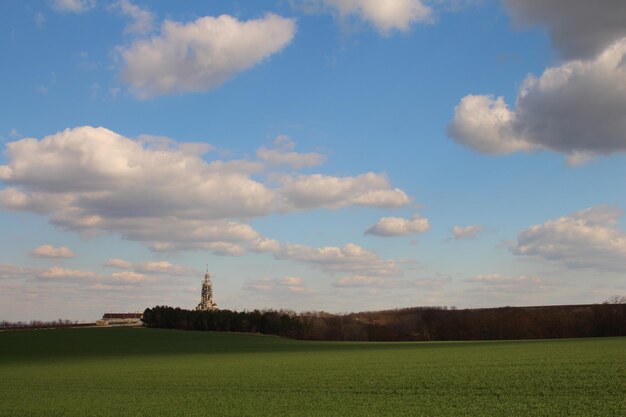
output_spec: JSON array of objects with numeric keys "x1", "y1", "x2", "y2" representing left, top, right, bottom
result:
[{"x1": 196, "y1": 268, "x2": 218, "y2": 311}]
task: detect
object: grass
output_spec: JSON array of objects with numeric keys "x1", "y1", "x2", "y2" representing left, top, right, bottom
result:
[{"x1": 0, "y1": 328, "x2": 624, "y2": 416}]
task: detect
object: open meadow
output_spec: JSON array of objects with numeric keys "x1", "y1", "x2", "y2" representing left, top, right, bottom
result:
[{"x1": 0, "y1": 328, "x2": 624, "y2": 416}]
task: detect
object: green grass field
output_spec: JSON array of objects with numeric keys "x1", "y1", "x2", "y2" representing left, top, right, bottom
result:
[{"x1": 0, "y1": 328, "x2": 624, "y2": 416}]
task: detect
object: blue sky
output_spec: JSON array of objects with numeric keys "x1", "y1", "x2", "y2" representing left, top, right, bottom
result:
[{"x1": 1, "y1": 0, "x2": 626, "y2": 321}]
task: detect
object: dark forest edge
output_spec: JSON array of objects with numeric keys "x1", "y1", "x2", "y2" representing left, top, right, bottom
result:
[{"x1": 141, "y1": 303, "x2": 626, "y2": 341}]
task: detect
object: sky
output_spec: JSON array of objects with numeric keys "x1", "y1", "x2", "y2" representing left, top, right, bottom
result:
[{"x1": 1, "y1": 0, "x2": 626, "y2": 322}]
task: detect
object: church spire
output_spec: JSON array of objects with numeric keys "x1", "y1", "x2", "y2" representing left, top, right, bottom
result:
[{"x1": 196, "y1": 269, "x2": 218, "y2": 311}]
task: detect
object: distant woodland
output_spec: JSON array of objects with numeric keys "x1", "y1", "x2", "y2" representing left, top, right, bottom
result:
[{"x1": 142, "y1": 303, "x2": 626, "y2": 341}]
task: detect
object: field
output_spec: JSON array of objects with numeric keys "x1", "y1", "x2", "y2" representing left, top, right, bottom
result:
[{"x1": 0, "y1": 328, "x2": 624, "y2": 416}]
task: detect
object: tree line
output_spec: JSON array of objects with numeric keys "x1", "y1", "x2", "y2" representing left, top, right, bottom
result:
[{"x1": 142, "y1": 302, "x2": 626, "y2": 341}]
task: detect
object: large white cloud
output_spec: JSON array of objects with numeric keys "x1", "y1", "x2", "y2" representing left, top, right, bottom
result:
[
  {"x1": 0, "y1": 126, "x2": 409, "y2": 256},
  {"x1": 510, "y1": 206, "x2": 626, "y2": 271},
  {"x1": 365, "y1": 213, "x2": 429, "y2": 237},
  {"x1": 322, "y1": 0, "x2": 432, "y2": 33},
  {"x1": 503, "y1": 0, "x2": 626, "y2": 59},
  {"x1": 120, "y1": 14, "x2": 296, "y2": 98},
  {"x1": 449, "y1": 38, "x2": 626, "y2": 162}
]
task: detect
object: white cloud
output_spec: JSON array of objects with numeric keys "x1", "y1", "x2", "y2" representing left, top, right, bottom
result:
[
  {"x1": 111, "y1": 0, "x2": 155, "y2": 34},
  {"x1": 257, "y1": 135, "x2": 326, "y2": 169},
  {"x1": 104, "y1": 258, "x2": 133, "y2": 269},
  {"x1": 276, "y1": 242, "x2": 399, "y2": 277},
  {"x1": 279, "y1": 172, "x2": 410, "y2": 210},
  {"x1": 466, "y1": 273, "x2": 546, "y2": 293},
  {"x1": 0, "y1": 264, "x2": 39, "y2": 279},
  {"x1": 503, "y1": 0, "x2": 626, "y2": 59},
  {"x1": 51, "y1": 0, "x2": 95, "y2": 13},
  {"x1": 249, "y1": 237, "x2": 281, "y2": 254},
  {"x1": 323, "y1": 0, "x2": 432, "y2": 33},
  {"x1": 243, "y1": 276, "x2": 314, "y2": 294},
  {"x1": 449, "y1": 38, "x2": 626, "y2": 161},
  {"x1": 120, "y1": 14, "x2": 296, "y2": 98},
  {"x1": 38, "y1": 266, "x2": 96, "y2": 280},
  {"x1": 334, "y1": 275, "x2": 388, "y2": 287},
  {"x1": 510, "y1": 206, "x2": 626, "y2": 271},
  {"x1": 111, "y1": 271, "x2": 150, "y2": 282},
  {"x1": 334, "y1": 274, "x2": 449, "y2": 290},
  {"x1": 448, "y1": 95, "x2": 535, "y2": 154},
  {"x1": 0, "y1": 126, "x2": 409, "y2": 257},
  {"x1": 31, "y1": 244, "x2": 75, "y2": 259},
  {"x1": 365, "y1": 212, "x2": 430, "y2": 236},
  {"x1": 105, "y1": 258, "x2": 196, "y2": 276},
  {"x1": 451, "y1": 224, "x2": 483, "y2": 240}
]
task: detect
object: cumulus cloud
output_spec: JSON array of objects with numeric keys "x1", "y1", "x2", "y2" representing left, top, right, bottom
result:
[
  {"x1": 279, "y1": 172, "x2": 409, "y2": 210},
  {"x1": 276, "y1": 242, "x2": 399, "y2": 277},
  {"x1": 111, "y1": 0, "x2": 155, "y2": 34},
  {"x1": 503, "y1": 0, "x2": 626, "y2": 59},
  {"x1": 257, "y1": 135, "x2": 326, "y2": 169},
  {"x1": 448, "y1": 95, "x2": 535, "y2": 155},
  {"x1": 51, "y1": 0, "x2": 95, "y2": 13},
  {"x1": 451, "y1": 224, "x2": 483, "y2": 240},
  {"x1": 243, "y1": 276, "x2": 314, "y2": 294},
  {"x1": 31, "y1": 244, "x2": 75, "y2": 259},
  {"x1": 449, "y1": 38, "x2": 626, "y2": 162},
  {"x1": 365, "y1": 213, "x2": 430, "y2": 237},
  {"x1": 120, "y1": 14, "x2": 296, "y2": 98},
  {"x1": 322, "y1": 0, "x2": 432, "y2": 33},
  {"x1": 510, "y1": 206, "x2": 626, "y2": 270},
  {"x1": 0, "y1": 126, "x2": 409, "y2": 256}
]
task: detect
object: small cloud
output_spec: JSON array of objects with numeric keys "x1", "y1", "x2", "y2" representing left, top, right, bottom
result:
[
  {"x1": 322, "y1": 0, "x2": 432, "y2": 34},
  {"x1": 104, "y1": 258, "x2": 196, "y2": 276},
  {"x1": 51, "y1": 0, "x2": 95, "y2": 13},
  {"x1": 104, "y1": 258, "x2": 133, "y2": 269},
  {"x1": 31, "y1": 244, "x2": 75, "y2": 259},
  {"x1": 243, "y1": 276, "x2": 314, "y2": 294},
  {"x1": 365, "y1": 213, "x2": 430, "y2": 237},
  {"x1": 34, "y1": 13, "x2": 46, "y2": 27},
  {"x1": 111, "y1": 271, "x2": 151, "y2": 282},
  {"x1": 38, "y1": 266, "x2": 95, "y2": 279},
  {"x1": 451, "y1": 224, "x2": 483, "y2": 240},
  {"x1": 465, "y1": 273, "x2": 547, "y2": 293},
  {"x1": 110, "y1": 0, "x2": 155, "y2": 34},
  {"x1": 9, "y1": 129, "x2": 22, "y2": 139},
  {"x1": 257, "y1": 135, "x2": 327, "y2": 169}
]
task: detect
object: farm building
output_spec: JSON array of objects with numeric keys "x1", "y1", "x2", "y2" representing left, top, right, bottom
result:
[{"x1": 97, "y1": 312, "x2": 143, "y2": 326}]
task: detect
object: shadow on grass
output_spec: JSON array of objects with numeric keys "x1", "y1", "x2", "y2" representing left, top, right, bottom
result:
[{"x1": 0, "y1": 327, "x2": 617, "y2": 364}]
